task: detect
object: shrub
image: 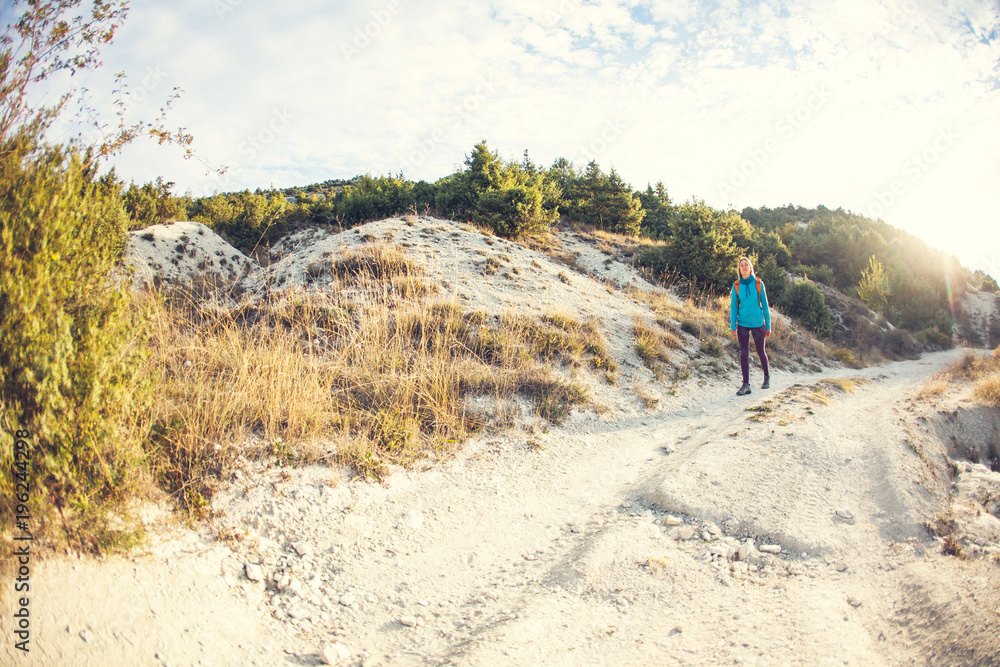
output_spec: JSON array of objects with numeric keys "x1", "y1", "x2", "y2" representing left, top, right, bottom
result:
[
  {"x1": 1, "y1": 137, "x2": 152, "y2": 552},
  {"x1": 915, "y1": 327, "x2": 953, "y2": 350},
  {"x1": 779, "y1": 280, "x2": 832, "y2": 338}
]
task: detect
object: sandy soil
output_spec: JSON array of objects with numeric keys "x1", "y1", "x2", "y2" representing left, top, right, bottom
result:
[{"x1": 4, "y1": 218, "x2": 999, "y2": 666}]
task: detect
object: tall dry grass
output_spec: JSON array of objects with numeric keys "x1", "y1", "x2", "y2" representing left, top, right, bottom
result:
[
  {"x1": 142, "y1": 244, "x2": 597, "y2": 510},
  {"x1": 944, "y1": 346, "x2": 1000, "y2": 407}
]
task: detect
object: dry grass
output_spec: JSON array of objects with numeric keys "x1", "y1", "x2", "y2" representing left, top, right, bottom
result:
[
  {"x1": 940, "y1": 346, "x2": 1000, "y2": 408},
  {"x1": 142, "y1": 245, "x2": 604, "y2": 510},
  {"x1": 916, "y1": 378, "x2": 949, "y2": 400},
  {"x1": 973, "y1": 374, "x2": 1000, "y2": 407}
]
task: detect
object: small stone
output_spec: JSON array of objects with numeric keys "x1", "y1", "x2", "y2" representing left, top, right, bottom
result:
[
  {"x1": 760, "y1": 544, "x2": 782, "y2": 554},
  {"x1": 319, "y1": 642, "x2": 351, "y2": 665},
  {"x1": 847, "y1": 597, "x2": 863, "y2": 608},
  {"x1": 294, "y1": 543, "x2": 314, "y2": 557},
  {"x1": 677, "y1": 526, "x2": 696, "y2": 540},
  {"x1": 339, "y1": 593, "x2": 356, "y2": 607},
  {"x1": 484, "y1": 590, "x2": 499, "y2": 600},
  {"x1": 416, "y1": 616, "x2": 425, "y2": 627},
  {"x1": 417, "y1": 599, "x2": 430, "y2": 607},
  {"x1": 79, "y1": 629, "x2": 94, "y2": 643},
  {"x1": 400, "y1": 616, "x2": 418, "y2": 627},
  {"x1": 738, "y1": 540, "x2": 758, "y2": 562},
  {"x1": 835, "y1": 562, "x2": 849, "y2": 572},
  {"x1": 836, "y1": 509, "x2": 854, "y2": 520},
  {"x1": 288, "y1": 605, "x2": 311, "y2": 620},
  {"x1": 245, "y1": 563, "x2": 264, "y2": 582},
  {"x1": 403, "y1": 509, "x2": 424, "y2": 529},
  {"x1": 524, "y1": 554, "x2": 536, "y2": 561},
  {"x1": 663, "y1": 516, "x2": 683, "y2": 526},
  {"x1": 183, "y1": 360, "x2": 192, "y2": 368}
]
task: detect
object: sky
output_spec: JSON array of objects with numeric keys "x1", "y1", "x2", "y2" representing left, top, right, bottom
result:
[{"x1": 26, "y1": 0, "x2": 1000, "y2": 281}]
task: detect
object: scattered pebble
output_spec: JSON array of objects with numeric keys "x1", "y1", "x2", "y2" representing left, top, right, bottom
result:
[
  {"x1": 847, "y1": 597, "x2": 863, "y2": 608},
  {"x1": 319, "y1": 642, "x2": 351, "y2": 665},
  {"x1": 760, "y1": 544, "x2": 782, "y2": 554},
  {"x1": 244, "y1": 563, "x2": 264, "y2": 582},
  {"x1": 288, "y1": 605, "x2": 311, "y2": 620},
  {"x1": 79, "y1": 629, "x2": 94, "y2": 643},
  {"x1": 339, "y1": 593, "x2": 356, "y2": 607},
  {"x1": 836, "y1": 509, "x2": 855, "y2": 520},
  {"x1": 400, "y1": 616, "x2": 418, "y2": 627}
]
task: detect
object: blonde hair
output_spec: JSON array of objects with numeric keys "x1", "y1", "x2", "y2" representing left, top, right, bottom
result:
[{"x1": 737, "y1": 256, "x2": 754, "y2": 279}]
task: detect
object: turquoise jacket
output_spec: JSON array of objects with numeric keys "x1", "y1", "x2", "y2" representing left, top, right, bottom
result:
[{"x1": 730, "y1": 275, "x2": 771, "y2": 331}]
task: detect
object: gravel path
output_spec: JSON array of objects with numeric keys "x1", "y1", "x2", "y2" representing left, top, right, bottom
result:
[{"x1": 8, "y1": 348, "x2": 1000, "y2": 667}]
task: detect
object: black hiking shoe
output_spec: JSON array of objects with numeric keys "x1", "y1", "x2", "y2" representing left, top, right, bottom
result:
[
  {"x1": 736, "y1": 383, "x2": 751, "y2": 396},
  {"x1": 761, "y1": 376, "x2": 770, "y2": 389}
]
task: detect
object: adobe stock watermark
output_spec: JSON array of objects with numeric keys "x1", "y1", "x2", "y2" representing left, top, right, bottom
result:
[
  {"x1": 716, "y1": 85, "x2": 832, "y2": 198},
  {"x1": 341, "y1": 1, "x2": 404, "y2": 62},
  {"x1": 865, "y1": 127, "x2": 959, "y2": 220},
  {"x1": 214, "y1": 0, "x2": 243, "y2": 20},
  {"x1": 375, "y1": 72, "x2": 498, "y2": 176},
  {"x1": 543, "y1": 0, "x2": 582, "y2": 27},
  {"x1": 118, "y1": 65, "x2": 168, "y2": 118},
  {"x1": 206, "y1": 108, "x2": 295, "y2": 192},
  {"x1": 573, "y1": 116, "x2": 629, "y2": 165},
  {"x1": 878, "y1": 0, "x2": 920, "y2": 36}
]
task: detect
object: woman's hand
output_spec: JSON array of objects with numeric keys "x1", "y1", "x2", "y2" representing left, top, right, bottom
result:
[
  {"x1": 731, "y1": 329, "x2": 737, "y2": 337},
  {"x1": 765, "y1": 329, "x2": 771, "y2": 338}
]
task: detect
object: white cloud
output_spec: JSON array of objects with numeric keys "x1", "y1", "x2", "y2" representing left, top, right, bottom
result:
[{"x1": 36, "y1": 0, "x2": 993, "y2": 277}]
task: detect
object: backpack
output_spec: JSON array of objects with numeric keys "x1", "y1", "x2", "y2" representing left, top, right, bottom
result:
[{"x1": 734, "y1": 278, "x2": 763, "y2": 311}]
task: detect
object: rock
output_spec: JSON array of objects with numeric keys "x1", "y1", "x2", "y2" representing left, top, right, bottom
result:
[
  {"x1": 835, "y1": 562, "x2": 849, "y2": 572},
  {"x1": 709, "y1": 543, "x2": 735, "y2": 560},
  {"x1": 847, "y1": 597, "x2": 863, "y2": 608},
  {"x1": 288, "y1": 605, "x2": 312, "y2": 619},
  {"x1": 677, "y1": 526, "x2": 697, "y2": 541},
  {"x1": 79, "y1": 629, "x2": 94, "y2": 643},
  {"x1": 662, "y1": 516, "x2": 684, "y2": 526},
  {"x1": 400, "y1": 616, "x2": 418, "y2": 627},
  {"x1": 738, "y1": 540, "x2": 758, "y2": 562},
  {"x1": 276, "y1": 575, "x2": 292, "y2": 592},
  {"x1": 245, "y1": 563, "x2": 264, "y2": 582},
  {"x1": 319, "y1": 643, "x2": 351, "y2": 665},
  {"x1": 760, "y1": 544, "x2": 782, "y2": 554},
  {"x1": 836, "y1": 509, "x2": 854, "y2": 520},
  {"x1": 339, "y1": 593, "x2": 356, "y2": 607},
  {"x1": 293, "y1": 542, "x2": 314, "y2": 557},
  {"x1": 403, "y1": 509, "x2": 424, "y2": 529}
]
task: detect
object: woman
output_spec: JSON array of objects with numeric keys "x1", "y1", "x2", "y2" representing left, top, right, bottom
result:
[{"x1": 730, "y1": 256, "x2": 770, "y2": 396}]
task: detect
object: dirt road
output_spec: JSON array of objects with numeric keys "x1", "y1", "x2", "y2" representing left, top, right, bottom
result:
[{"x1": 7, "y1": 347, "x2": 1000, "y2": 666}]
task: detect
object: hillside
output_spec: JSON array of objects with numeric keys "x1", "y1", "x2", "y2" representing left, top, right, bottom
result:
[{"x1": 3, "y1": 216, "x2": 999, "y2": 666}]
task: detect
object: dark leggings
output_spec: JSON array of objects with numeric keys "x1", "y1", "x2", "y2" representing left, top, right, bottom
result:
[{"x1": 737, "y1": 325, "x2": 769, "y2": 385}]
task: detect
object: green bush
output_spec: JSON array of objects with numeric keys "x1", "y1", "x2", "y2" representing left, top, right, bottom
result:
[
  {"x1": 190, "y1": 190, "x2": 287, "y2": 252},
  {"x1": 334, "y1": 174, "x2": 415, "y2": 226},
  {"x1": 434, "y1": 141, "x2": 558, "y2": 237},
  {"x1": 779, "y1": 280, "x2": 832, "y2": 338},
  {"x1": 636, "y1": 201, "x2": 746, "y2": 292},
  {"x1": 915, "y1": 326, "x2": 954, "y2": 350},
  {"x1": 1, "y1": 136, "x2": 152, "y2": 552}
]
